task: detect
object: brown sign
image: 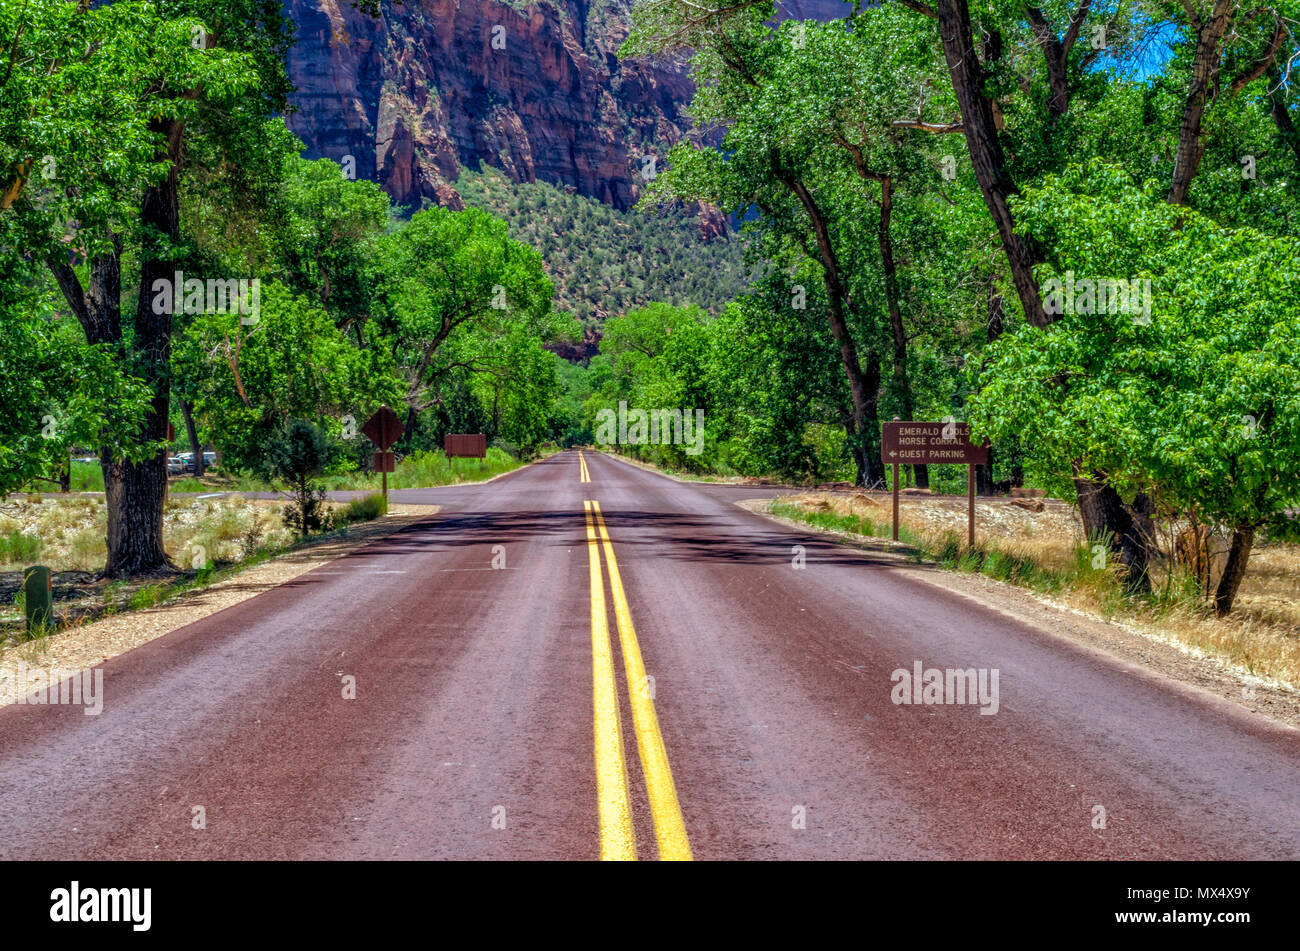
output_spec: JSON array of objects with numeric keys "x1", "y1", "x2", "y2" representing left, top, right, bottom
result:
[
  {"x1": 882, "y1": 421, "x2": 989, "y2": 465},
  {"x1": 362, "y1": 406, "x2": 404, "y2": 451},
  {"x1": 373, "y1": 451, "x2": 395, "y2": 473},
  {"x1": 883, "y1": 420, "x2": 988, "y2": 548},
  {"x1": 444, "y1": 433, "x2": 487, "y2": 458}
]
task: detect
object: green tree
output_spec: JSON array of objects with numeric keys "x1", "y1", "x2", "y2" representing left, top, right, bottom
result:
[
  {"x1": 174, "y1": 283, "x2": 402, "y2": 474},
  {"x1": 970, "y1": 163, "x2": 1300, "y2": 611},
  {"x1": 3, "y1": 0, "x2": 294, "y2": 574},
  {"x1": 264, "y1": 419, "x2": 336, "y2": 535},
  {"x1": 0, "y1": 255, "x2": 152, "y2": 495},
  {"x1": 373, "y1": 206, "x2": 569, "y2": 446}
]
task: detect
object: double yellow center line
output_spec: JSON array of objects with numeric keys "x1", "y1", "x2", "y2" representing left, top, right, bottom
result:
[
  {"x1": 583, "y1": 499, "x2": 692, "y2": 861},
  {"x1": 578, "y1": 451, "x2": 591, "y2": 482}
]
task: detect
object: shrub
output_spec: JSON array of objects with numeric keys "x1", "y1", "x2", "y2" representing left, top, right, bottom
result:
[
  {"x1": 283, "y1": 487, "x2": 332, "y2": 536},
  {"x1": 239, "y1": 521, "x2": 265, "y2": 560},
  {"x1": 264, "y1": 420, "x2": 337, "y2": 535},
  {"x1": 341, "y1": 493, "x2": 387, "y2": 523}
]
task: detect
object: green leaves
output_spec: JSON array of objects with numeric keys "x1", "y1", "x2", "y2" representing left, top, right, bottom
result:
[
  {"x1": 972, "y1": 163, "x2": 1300, "y2": 526},
  {"x1": 174, "y1": 282, "x2": 402, "y2": 473},
  {"x1": 374, "y1": 205, "x2": 560, "y2": 411},
  {"x1": 0, "y1": 263, "x2": 152, "y2": 495}
]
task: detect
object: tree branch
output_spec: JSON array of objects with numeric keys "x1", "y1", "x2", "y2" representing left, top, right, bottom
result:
[
  {"x1": 898, "y1": 0, "x2": 938, "y2": 16},
  {"x1": 891, "y1": 118, "x2": 964, "y2": 133},
  {"x1": 1227, "y1": 16, "x2": 1285, "y2": 97}
]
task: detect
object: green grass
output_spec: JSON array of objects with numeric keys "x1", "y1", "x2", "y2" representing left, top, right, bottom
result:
[
  {"x1": 128, "y1": 583, "x2": 169, "y2": 611},
  {"x1": 318, "y1": 447, "x2": 522, "y2": 491},
  {"x1": 69, "y1": 461, "x2": 104, "y2": 492},
  {"x1": 0, "y1": 529, "x2": 44, "y2": 566},
  {"x1": 769, "y1": 500, "x2": 883, "y2": 539},
  {"x1": 169, "y1": 477, "x2": 223, "y2": 493},
  {"x1": 62, "y1": 447, "x2": 522, "y2": 498},
  {"x1": 770, "y1": 499, "x2": 1071, "y2": 597},
  {"x1": 68, "y1": 461, "x2": 245, "y2": 494},
  {"x1": 339, "y1": 492, "x2": 387, "y2": 523}
]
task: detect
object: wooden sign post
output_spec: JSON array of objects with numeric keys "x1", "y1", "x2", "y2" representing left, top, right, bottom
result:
[
  {"x1": 362, "y1": 406, "x2": 405, "y2": 504},
  {"x1": 881, "y1": 420, "x2": 989, "y2": 548}
]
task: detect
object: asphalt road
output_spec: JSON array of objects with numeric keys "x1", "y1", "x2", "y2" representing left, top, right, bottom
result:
[{"x1": 1, "y1": 450, "x2": 1296, "y2": 860}]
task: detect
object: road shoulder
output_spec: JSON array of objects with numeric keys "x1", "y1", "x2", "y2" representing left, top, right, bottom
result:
[{"x1": 739, "y1": 498, "x2": 1300, "y2": 732}]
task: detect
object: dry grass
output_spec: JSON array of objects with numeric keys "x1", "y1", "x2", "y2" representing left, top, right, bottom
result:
[
  {"x1": 0, "y1": 495, "x2": 296, "y2": 639},
  {"x1": 0, "y1": 494, "x2": 295, "y2": 573},
  {"x1": 1, "y1": 494, "x2": 440, "y2": 646},
  {"x1": 161, "y1": 496, "x2": 294, "y2": 569},
  {"x1": 774, "y1": 491, "x2": 1300, "y2": 691}
]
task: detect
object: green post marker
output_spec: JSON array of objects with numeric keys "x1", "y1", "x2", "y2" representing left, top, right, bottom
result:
[{"x1": 23, "y1": 565, "x2": 53, "y2": 633}]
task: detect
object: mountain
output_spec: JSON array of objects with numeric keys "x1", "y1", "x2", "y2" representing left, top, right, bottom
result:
[{"x1": 282, "y1": 0, "x2": 854, "y2": 218}]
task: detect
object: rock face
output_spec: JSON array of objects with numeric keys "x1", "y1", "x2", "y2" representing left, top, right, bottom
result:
[{"x1": 284, "y1": 0, "x2": 853, "y2": 222}]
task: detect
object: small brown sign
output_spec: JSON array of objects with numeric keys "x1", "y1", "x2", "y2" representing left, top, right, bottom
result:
[
  {"x1": 373, "y1": 451, "x2": 395, "y2": 473},
  {"x1": 362, "y1": 406, "x2": 404, "y2": 451},
  {"x1": 444, "y1": 433, "x2": 487, "y2": 458},
  {"x1": 882, "y1": 421, "x2": 989, "y2": 465}
]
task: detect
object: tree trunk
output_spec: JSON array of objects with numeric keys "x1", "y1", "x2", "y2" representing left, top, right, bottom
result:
[
  {"x1": 1026, "y1": 2, "x2": 1090, "y2": 119},
  {"x1": 402, "y1": 405, "x2": 419, "y2": 453},
  {"x1": 861, "y1": 350, "x2": 885, "y2": 488},
  {"x1": 934, "y1": 0, "x2": 1047, "y2": 326},
  {"x1": 58, "y1": 452, "x2": 72, "y2": 493},
  {"x1": 876, "y1": 176, "x2": 928, "y2": 490},
  {"x1": 102, "y1": 117, "x2": 185, "y2": 577},
  {"x1": 1267, "y1": 65, "x2": 1300, "y2": 169},
  {"x1": 1214, "y1": 525, "x2": 1255, "y2": 616},
  {"x1": 1168, "y1": 0, "x2": 1235, "y2": 206},
  {"x1": 101, "y1": 449, "x2": 171, "y2": 574},
  {"x1": 975, "y1": 286, "x2": 1004, "y2": 493},
  {"x1": 1175, "y1": 522, "x2": 1213, "y2": 598},
  {"x1": 1073, "y1": 477, "x2": 1154, "y2": 592},
  {"x1": 845, "y1": 420, "x2": 868, "y2": 487},
  {"x1": 180, "y1": 398, "x2": 205, "y2": 478},
  {"x1": 975, "y1": 446, "x2": 997, "y2": 495},
  {"x1": 779, "y1": 171, "x2": 882, "y2": 486}
]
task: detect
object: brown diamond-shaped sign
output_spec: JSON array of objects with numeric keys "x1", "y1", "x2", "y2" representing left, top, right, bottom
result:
[{"x1": 362, "y1": 406, "x2": 404, "y2": 451}]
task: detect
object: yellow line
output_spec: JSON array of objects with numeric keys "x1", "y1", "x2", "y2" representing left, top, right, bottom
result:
[
  {"x1": 591, "y1": 500, "x2": 693, "y2": 861},
  {"x1": 584, "y1": 501, "x2": 636, "y2": 860},
  {"x1": 578, "y1": 451, "x2": 590, "y2": 482}
]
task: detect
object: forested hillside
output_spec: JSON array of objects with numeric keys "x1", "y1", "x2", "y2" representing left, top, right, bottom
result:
[{"x1": 455, "y1": 167, "x2": 747, "y2": 327}]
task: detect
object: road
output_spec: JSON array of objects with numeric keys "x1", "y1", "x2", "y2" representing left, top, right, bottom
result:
[{"x1": 1, "y1": 450, "x2": 1296, "y2": 860}]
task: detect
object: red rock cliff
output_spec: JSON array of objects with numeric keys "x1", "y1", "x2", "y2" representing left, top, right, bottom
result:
[{"x1": 284, "y1": 0, "x2": 853, "y2": 218}]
